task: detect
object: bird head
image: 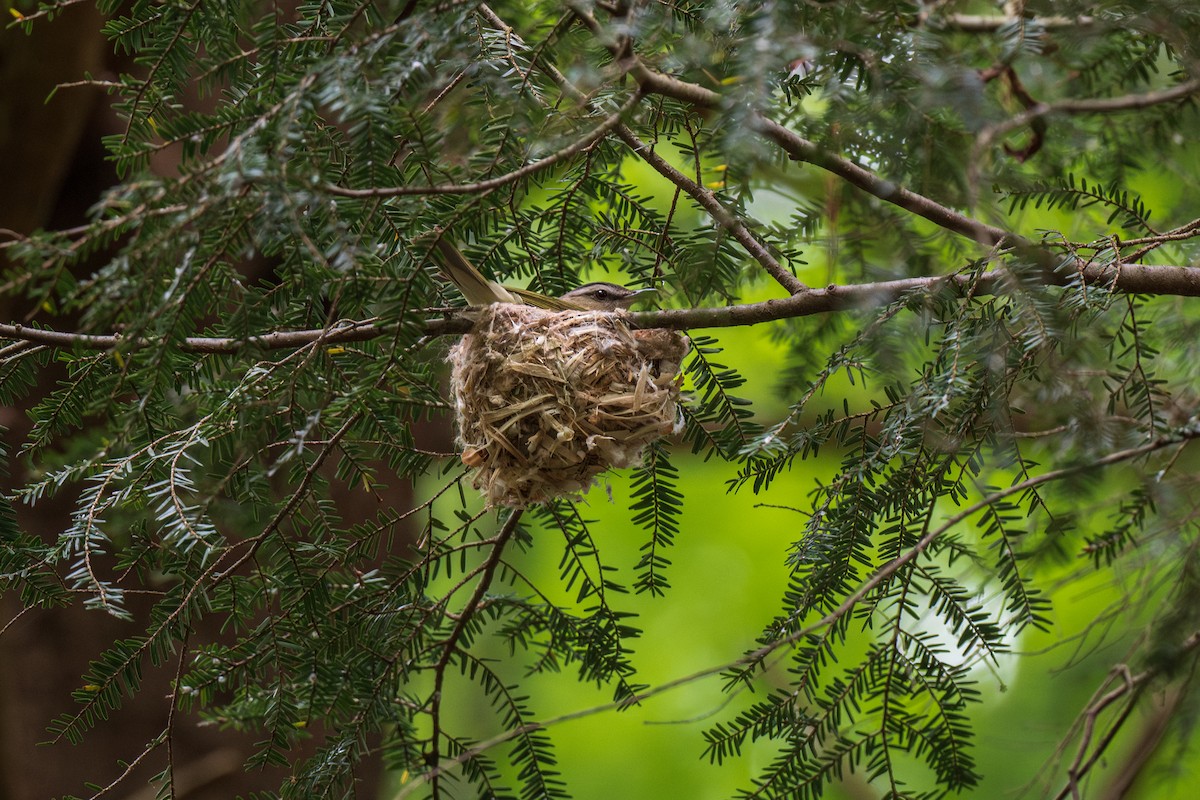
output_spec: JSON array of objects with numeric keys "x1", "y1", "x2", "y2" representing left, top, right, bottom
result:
[{"x1": 557, "y1": 282, "x2": 657, "y2": 311}]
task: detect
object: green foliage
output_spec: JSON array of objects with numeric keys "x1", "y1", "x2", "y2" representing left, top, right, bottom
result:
[
  {"x1": 1007, "y1": 173, "x2": 1156, "y2": 234},
  {"x1": 3, "y1": 1, "x2": 1200, "y2": 799}
]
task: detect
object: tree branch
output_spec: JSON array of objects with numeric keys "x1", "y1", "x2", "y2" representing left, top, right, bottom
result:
[
  {"x1": 572, "y1": 3, "x2": 1199, "y2": 263},
  {"x1": 750, "y1": 116, "x2": 1013, "y2": 247},
  {"x1": 928, "y1": 14, "x2": 1097, "y2": 32},
  {"x1": 394, "y1": 433, "x2": 1200, "y2": 798},
  {"x1": 0, "y1": 317, "x2": 389, "y2": 353},
  {"x1": 321, "y1": 90, "x2": 644, "y2": 198},
  {"x1": 567, "y1": 1, "x2": 1015, "y2": 250},
  {"x1": 426, "y1": 508, "x2": 523, "y2": 799},
  {"x1": 975, "y1": 78, "x2": 1200, "y2": 161},
  {"x1": 1054, "y1": 630, "x2": 1200, "y2": 800},
  {"x1": 614, "y1": 123, "x2": 808, "y2": 294},
  {"x1": 6, "y1": 262, "x2": 1200, "y2": 353},
  {"x1": 476, "y1": 3, "x2": 806, "y2": 295}
]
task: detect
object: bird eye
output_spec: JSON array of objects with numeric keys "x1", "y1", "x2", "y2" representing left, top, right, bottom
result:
[{"x1": 593, "y1": 289, "x2": 610, "y2": 299}]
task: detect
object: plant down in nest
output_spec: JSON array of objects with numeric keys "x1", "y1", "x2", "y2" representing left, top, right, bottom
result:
[{"x1": 449, "y1": 304, "x2": 688, "y2": 507}]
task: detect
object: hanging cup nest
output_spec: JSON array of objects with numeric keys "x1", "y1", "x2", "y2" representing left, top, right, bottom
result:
[{"x1": 449, "y1": 304, "x2": 688, "y2": 507}]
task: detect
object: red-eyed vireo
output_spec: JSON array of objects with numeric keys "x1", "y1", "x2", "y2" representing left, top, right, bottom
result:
[{"x1": 434, "y1": 239, "x2": 656, "y2": 312}]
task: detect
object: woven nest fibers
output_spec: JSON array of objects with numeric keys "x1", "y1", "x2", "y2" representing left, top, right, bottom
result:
[{"x1": 449, "y1": 303, "x2": 688, "y2": 508}]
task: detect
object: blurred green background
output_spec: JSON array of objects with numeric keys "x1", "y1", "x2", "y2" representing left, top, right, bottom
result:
[{"x1": 404, "y1": 137, "x2": 1200, "y2": 797}]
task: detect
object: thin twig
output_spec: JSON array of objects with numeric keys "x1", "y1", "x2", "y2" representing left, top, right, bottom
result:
[
  {"x1": 973, "y1": 79, "x2": 1200, "y2": 187},
  {"x1": 427, "y1": 508, "x2": 523, "y2": 799},
  {"x1": 322, "y1": 90, "x2": 644, "y2": 198},
  {"x1": 990, "y1": 79, "x2": 1200, "y2": 149},
  {"x1": 395, "y1": 434, "x2": 1199, "y2": 797},
  {"x1": 1053, "y1": 628, "x2": 1200, "y2": 799}
]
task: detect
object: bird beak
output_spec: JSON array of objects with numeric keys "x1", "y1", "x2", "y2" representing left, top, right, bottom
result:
[{"x1": 626, "y1": 287, "x2": 657, "y2": 308}]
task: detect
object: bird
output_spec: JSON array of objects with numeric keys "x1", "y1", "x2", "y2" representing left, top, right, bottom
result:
[{"x1": 433, "y1": 238, "x2": 655, "y2": 312}]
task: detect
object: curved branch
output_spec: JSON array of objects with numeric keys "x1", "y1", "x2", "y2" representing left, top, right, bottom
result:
[
  {"x1": 574, "y1": 2, "x2": 1199, "y2": 261},
  {"x1": 976, "y1": 78, "x2": 1200, "y2": 156},
  {"x1": 1053, "y1": 630, "x2": 1200, "y2": 800},
  {"x1": 321, "y1": 90, "x2": 644, "y2": 198}
]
